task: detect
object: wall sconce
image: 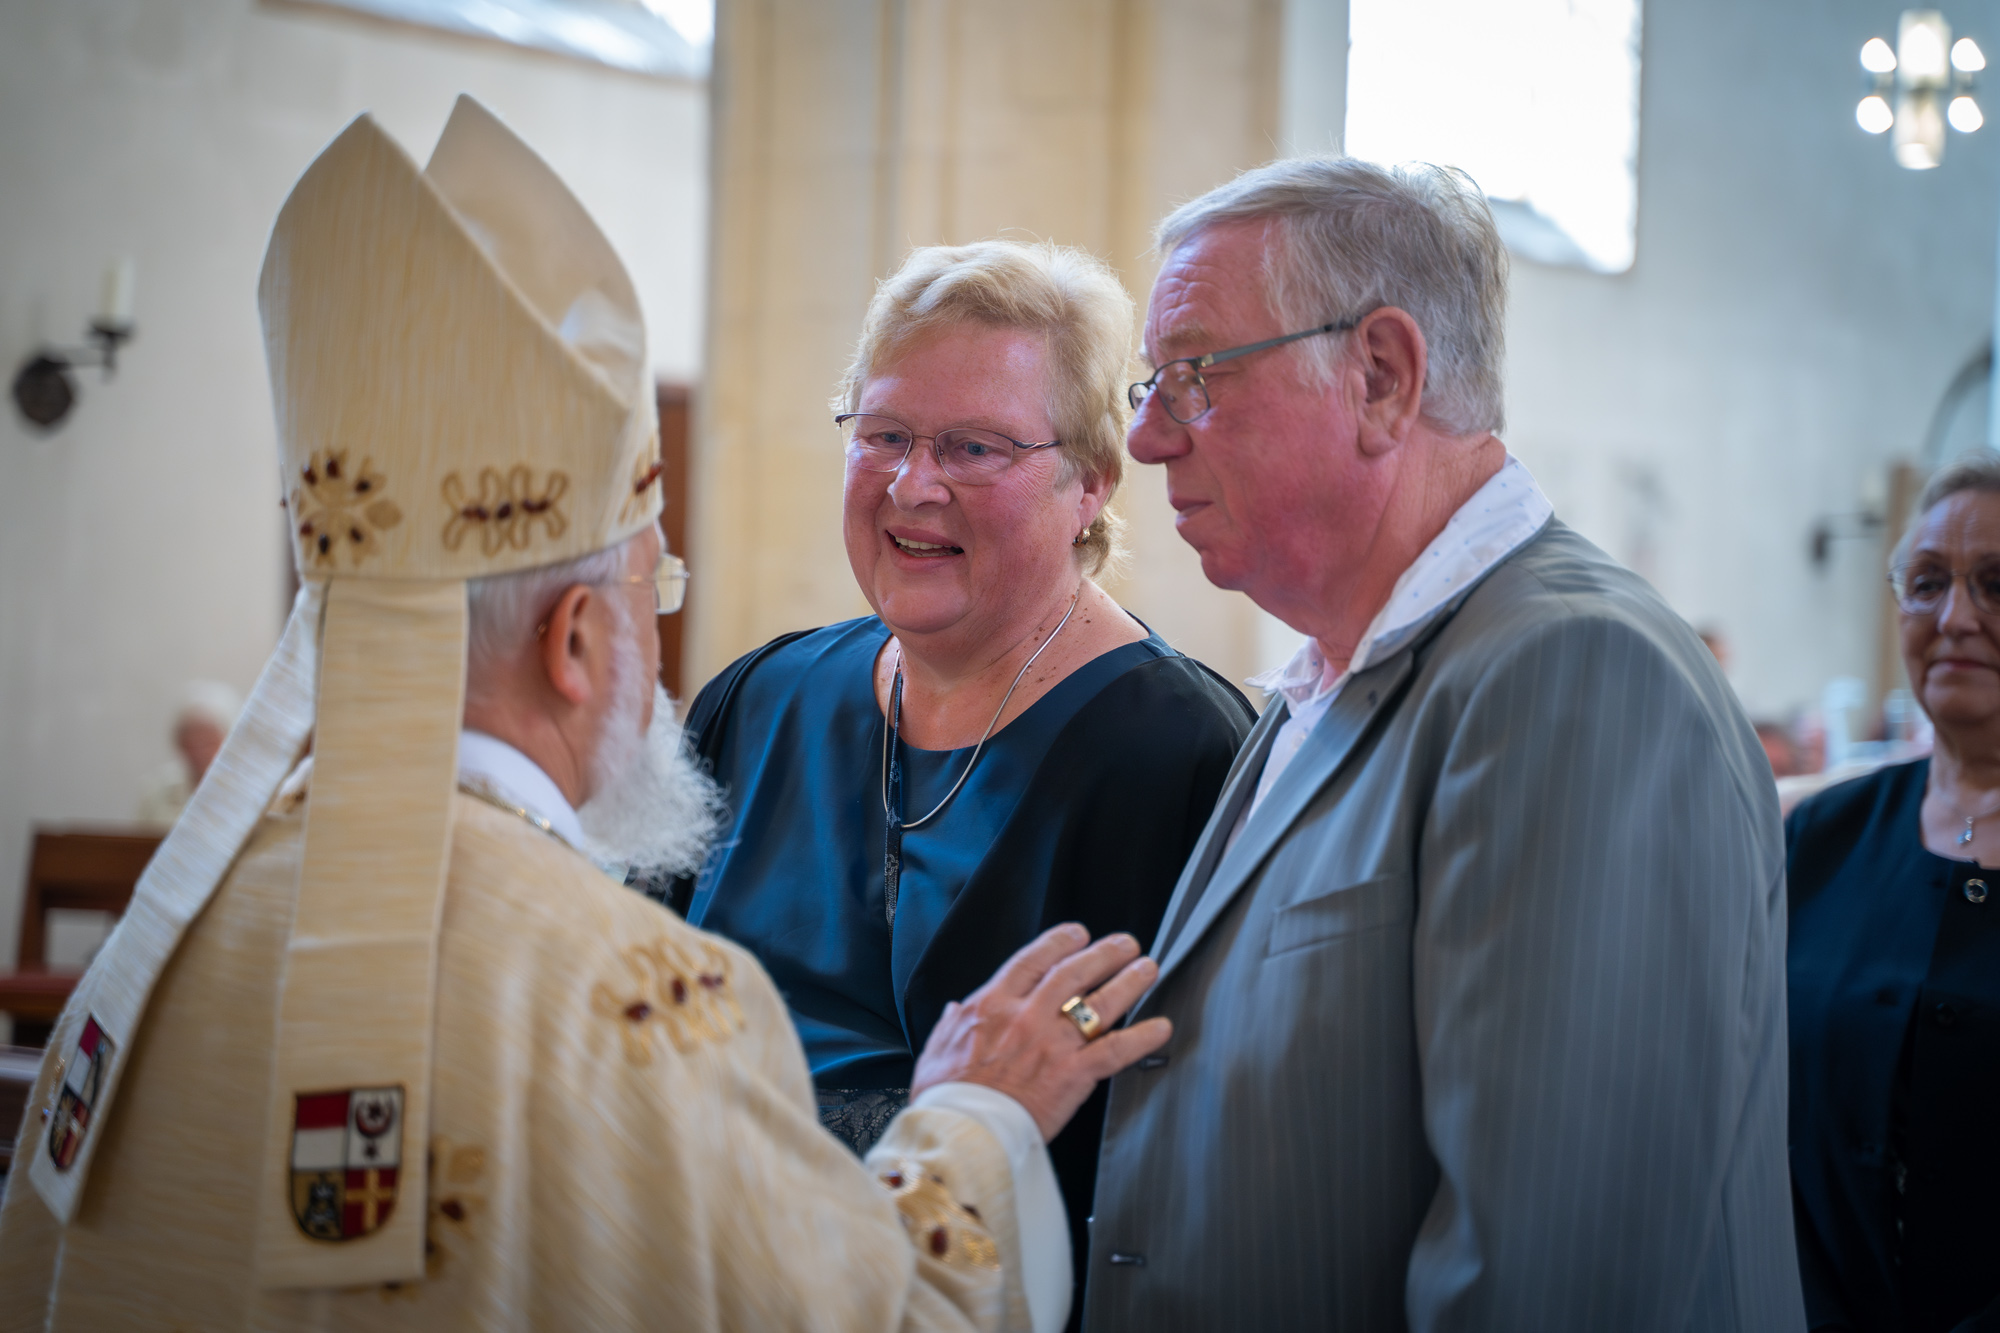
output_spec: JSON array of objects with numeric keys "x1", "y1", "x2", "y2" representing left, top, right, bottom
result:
[
  {"x1": 10, "y1": 258, "x2": 139, "y2": 431},
  {"x1": 1856, "y1": 10, "x2": 1984, "y2": 168}
]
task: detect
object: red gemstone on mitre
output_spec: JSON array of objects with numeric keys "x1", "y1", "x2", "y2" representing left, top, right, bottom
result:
[
  {"x1": 440, "y1": 1199, "x2": 465, "y2": 1222},
  {"x1": 698, "y1": 973, "x2": 724, "y2": 989},
  {"x1": 623, "y1": 1002, "x2": 651, "y2": 1022},
  {"x1": 671, "y1": 978, "x2": 688, "y2": 1004},
  {"x1": 883, "y1": 1172, "x2": 903, "y2": 1188},
  {"x1": 929, "y1": 1227, "x2": 949, "y2": 1257}
]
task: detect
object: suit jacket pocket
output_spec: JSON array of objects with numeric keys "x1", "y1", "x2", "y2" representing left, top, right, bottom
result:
[{"x1": 1266, "y1": 871, "x2": 1412, "y2": 957}]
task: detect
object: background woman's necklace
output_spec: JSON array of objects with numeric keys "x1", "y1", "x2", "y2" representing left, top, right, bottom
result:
[
  {"x1": 878, "y1": 588, "x2": 1080, "y2": 924},
  {"x1": 1959, "y1": 799, "x2": 2000, "y2": 846}
]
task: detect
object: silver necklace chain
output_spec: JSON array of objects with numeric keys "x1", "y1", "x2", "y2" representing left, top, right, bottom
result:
[
  {"x1": 1958, "y1": 798, "x2": 2000, "y2": 846},
  {"x1": 881, "y1": 587, "x2": 1081, "y2": 832}
]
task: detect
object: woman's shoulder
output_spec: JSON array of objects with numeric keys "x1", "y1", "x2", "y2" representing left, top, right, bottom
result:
[
  {"x1": 682, "y1": 617, "x2": 884, "y2": 753},
  {"x1": 1050, "y1": 648, "x2": 1258, "y2": 763},
  {"x1": 687, "y1": 617, "x2": 882, "y2": 707},
  {"x1": 1785, "y1": 757, "x2": 1928, "y2": 885}
]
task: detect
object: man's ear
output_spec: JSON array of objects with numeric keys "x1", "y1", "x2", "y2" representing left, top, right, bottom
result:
[
  {"x1": 1353, "y1": 307, "x2": 1428, "y2": 457},
  {"x1": 537, "y1": 584, "x2": 596, "y2": 706}
]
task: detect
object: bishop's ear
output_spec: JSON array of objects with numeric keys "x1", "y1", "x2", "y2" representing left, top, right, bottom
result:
[{"x1": 537, "y1": 584, "x2": 599, "y2": 706}]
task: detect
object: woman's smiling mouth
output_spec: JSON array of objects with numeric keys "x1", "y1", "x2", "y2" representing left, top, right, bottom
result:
[{"x1": 891, "y1": 533, "x2": 964, "y2": 557}]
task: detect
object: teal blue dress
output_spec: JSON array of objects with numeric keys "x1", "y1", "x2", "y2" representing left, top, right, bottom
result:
[{"x1": 670, "y1": 615, "x2": 1253, "y2": 1318}]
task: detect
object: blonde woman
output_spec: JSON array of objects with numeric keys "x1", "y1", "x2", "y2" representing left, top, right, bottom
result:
[{"x1": 673, "y1": 241, "x2": 1253, "y2": 1317}]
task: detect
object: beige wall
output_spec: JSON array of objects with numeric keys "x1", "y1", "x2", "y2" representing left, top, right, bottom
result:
[
  {"x1": 0, "y1": 0, "x2": 707, "y2": 990},
  {"x1": 692, "y1": 0, "x2": 1335, "y2": 689}
]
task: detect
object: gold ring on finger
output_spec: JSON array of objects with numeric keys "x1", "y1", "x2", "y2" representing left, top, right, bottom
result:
[{"x1": 1060, "y1": 994, "x2": 1104, "y2": 1041}]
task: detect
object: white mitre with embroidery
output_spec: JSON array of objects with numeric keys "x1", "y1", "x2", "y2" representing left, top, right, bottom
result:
[{"x1": 26, "y1": 96, "x2": 664, "y2": 1295}]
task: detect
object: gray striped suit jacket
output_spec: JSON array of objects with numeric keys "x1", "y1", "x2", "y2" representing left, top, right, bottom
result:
[{"x1": 1084, "y1": 521, "x2": 1805, "y2": 1331}]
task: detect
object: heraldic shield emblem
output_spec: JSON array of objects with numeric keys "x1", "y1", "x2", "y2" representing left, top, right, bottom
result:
[
  {"x1": 48, "y1": 1015, "x2": 116, "y2": 1171},
  {"x1": 289, "y1": 1085, "x2": 405, "y2": 1242}
]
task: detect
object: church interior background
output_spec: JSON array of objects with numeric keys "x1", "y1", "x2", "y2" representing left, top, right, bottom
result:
[{"x1": 0, "y1": 0, "x2": 1994, "y2": 1034}]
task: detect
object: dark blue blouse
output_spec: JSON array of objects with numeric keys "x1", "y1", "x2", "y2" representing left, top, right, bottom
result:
[
  {"x1": 674, "y1": 615, "x2": 1255, "y2": 1317},
  {"x1": 687, "y1": 616, "x2": 1200, "y2": 1086},
  {"x1": 1787, "y1": 758, "x2": 2000, "y2": 1333}
]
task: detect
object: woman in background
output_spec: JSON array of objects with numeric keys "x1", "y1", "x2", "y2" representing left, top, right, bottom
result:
[
  {"x1": 673, "y1": 240, "x2": 1253, "y2": 1321},
  {"x1": 1787, "y1": 456, "x2": 2000, "y2": 1332}
]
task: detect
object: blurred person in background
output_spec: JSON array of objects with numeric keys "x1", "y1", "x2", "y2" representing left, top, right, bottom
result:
[
  {"x1": 670, "y1": 239, "x2": 1255, "y2": 1323},
  {"x1": 1757, "y1": 720, "x2": 1804, "y2": 778},
  {"x1": 1787, "y1": 455, "x2": 2000, "y2": 1332},
  {"x1": 135, "y1": 680, "x2": 241, "y2": 825}
]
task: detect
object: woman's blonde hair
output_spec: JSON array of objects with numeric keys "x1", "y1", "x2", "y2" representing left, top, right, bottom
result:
[{"x1": 835, "y1": 239, "x2": 1135, "y2": 575}]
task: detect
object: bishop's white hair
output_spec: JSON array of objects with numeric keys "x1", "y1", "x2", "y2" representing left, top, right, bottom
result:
[{"x1": 464, "y1": 535, "x2": 636, "y2": 686}]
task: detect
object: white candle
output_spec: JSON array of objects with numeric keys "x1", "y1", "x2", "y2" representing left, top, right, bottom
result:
[{"x1": 101, "y1": 256, "x2": 136, "y2": 327}]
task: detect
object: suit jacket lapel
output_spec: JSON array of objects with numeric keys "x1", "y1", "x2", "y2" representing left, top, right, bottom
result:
[
  {"x1": 1151, "y1": 649, "x2": 1417, "y2": 990},
  {"x1": 1147, "y1": 708, "x2": 1284, "y2": 961}
]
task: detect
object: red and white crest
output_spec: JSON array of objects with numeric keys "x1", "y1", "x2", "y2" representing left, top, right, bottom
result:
[
  {"x1": 46, "y1": 1015, "x2": 116, "y2": 1172},
  {"x1": 288, "y1": 1085, "x2": 404, "y2": 1242}
]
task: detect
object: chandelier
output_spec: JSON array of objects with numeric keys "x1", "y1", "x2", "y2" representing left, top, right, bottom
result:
[{"x1": 1855, "y1": 9, "x2": 1984, "y2": 168}]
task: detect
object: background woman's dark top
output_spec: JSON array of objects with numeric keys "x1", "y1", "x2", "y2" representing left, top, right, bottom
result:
[
  {"x1": 677, "y1": 615, "x2": 1254, "y2": 1316},
  {"x1": 1787, "y1": 758, "x2": 2000, "y2": 1332}
]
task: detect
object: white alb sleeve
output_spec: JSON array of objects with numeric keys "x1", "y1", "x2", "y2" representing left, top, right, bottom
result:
[{"x1": 909, "y1": 1082, "x2": 1071, "y2": 1333}]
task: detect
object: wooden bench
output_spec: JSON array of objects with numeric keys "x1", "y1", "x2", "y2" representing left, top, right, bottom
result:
[
  {"x1": 1, "y1": 828, "x2": 161, "y2": 1048},
  {"x1": 0, "y1": 1044, "x2": 43, "y2": 1179}
]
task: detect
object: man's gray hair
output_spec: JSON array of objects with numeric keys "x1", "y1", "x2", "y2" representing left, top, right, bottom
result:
[
  {"x1": 1891, "y1": 452, "x2": 2000, "y2": 567},
  {"x1": 465, "y1": 534, "x2": 638, "y2": 685},
  {"x1": 1156, "y1": 157, "x2": 1509, "y2": 436}
]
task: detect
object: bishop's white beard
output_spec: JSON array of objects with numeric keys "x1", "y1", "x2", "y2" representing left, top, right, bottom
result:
[{"x1": 577, "y1": 632, "x2": 723, "y2": 880}]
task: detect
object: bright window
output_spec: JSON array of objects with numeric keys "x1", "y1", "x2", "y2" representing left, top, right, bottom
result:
[
  {"x1": 1344, "y1": 0, "x2": 1643, "y2": 274},
  {"x1": 271, "y1": 0, "x2": 713, "y2": 80}
]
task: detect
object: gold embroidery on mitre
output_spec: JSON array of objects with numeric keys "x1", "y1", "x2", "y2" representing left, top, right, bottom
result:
[
  {"x1": 878, "y1": 1160, "x2": 1001, "y2": 1271},
  {"x1": 292, "y1": 450, "x2": 403, "y2": 568},
  {"x1": 589, "y1": 934, "x2": 744, "y2": 1064},
  {"x1": 620, "y1": 430, "x2": 664, "y2": 522},
  {"x1": 441, "y1": 466, "x2": 570, "y2": 556},
  {"x1": 382, "y1": 1138, "x2": 488, "y2": 1297}
]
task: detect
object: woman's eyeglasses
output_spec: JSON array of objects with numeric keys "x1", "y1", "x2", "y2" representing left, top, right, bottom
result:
[
  {"x1": 836, "y1": 412, "x2": 1062, "y2": 485},
  {"x1": 1890, "y1": 558, "x2": 2000, "y2": 617}
]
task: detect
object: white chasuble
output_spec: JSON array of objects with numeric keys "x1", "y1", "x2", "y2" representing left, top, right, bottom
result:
[{"x1": 0, "y1": 795, "x2": 1023, "y2": 1331}]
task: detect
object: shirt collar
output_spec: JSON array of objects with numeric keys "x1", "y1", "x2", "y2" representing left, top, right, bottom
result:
[
  {"x1": 1248, "y1": 454, "x2": 1553, "y2": 710},
  {"x1": 457, "y1": 729, "x2": 587, "y2": 851}
]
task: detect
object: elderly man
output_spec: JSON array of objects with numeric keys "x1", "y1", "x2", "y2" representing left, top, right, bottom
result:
[
  {"x1": 1085, "y1": 159, "x2": 1803, "y2": 1329},
  {"x1": 0, "y1": 99, "x2": 1164, "y2": 1333}
]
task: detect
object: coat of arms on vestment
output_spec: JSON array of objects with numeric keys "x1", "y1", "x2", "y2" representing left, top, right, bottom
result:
[
  {"x1": 288, "y1": 1085, "x2": 404, "y2": 1241},
  {"x1": 46, "y1": 1014, "x2": 116, "y2": 1171}
]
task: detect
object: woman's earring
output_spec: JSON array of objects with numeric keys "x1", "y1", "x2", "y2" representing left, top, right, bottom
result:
[{"x1": 1072, "y1": 530, "x2": 1089, "y2": 546}]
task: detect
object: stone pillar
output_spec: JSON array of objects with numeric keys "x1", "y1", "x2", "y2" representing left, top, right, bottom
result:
[{"x1": 692, "y1": 0, "x2": 1309, "y2": 691}]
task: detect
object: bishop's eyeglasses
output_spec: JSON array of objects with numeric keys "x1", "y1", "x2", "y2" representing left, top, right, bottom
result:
[
  {"x1": 607, "y1": 553, "x2": 690, "y2": 616},
  {"x1": 1127, "y1": 315, "x2": 1365, "y2": 425},
  {"x1": 836, "y1": 412, "x2": 1062, "y2": 485},
  {"x1": 1890, "y1": 558, "x2": 2000, "y2": 617}
]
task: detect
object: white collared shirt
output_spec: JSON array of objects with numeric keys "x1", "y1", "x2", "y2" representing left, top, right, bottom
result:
[
  {"x1": 456, "y1": 729, "x2": 588, "y2": 851},
  {"x1": 1228, "y1": 456, "x2": 1553, "y2": 847}
]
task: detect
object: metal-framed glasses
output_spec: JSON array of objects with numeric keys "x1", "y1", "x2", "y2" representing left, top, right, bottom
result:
[
  {"x1": 835, "y1": 412, "x2": 1062, "y2": 485},
  {"x1": 1128, "y1": 316, "x2": 1364, "y2": 425},
  {"x1": 608, "y1": 553, "x2": 691, "y2": 615},
  {"x1": 1889, "y1": 558, "x2": 2000, "y2": 616}
]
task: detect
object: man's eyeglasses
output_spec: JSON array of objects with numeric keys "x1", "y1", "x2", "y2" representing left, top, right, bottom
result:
[
  {"x1": 835, "y1": 413, "x2": 1062, "y2": 485},
  {"x1": 1128, "y1": 316, "x2": 1365, "y2": 425},
  {"x1": 610, "y1": 553, "x2": 690, "y2": 616},
  {"x1": 1890, "y1": 558, "x2": 2000, "y2": 617}
]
